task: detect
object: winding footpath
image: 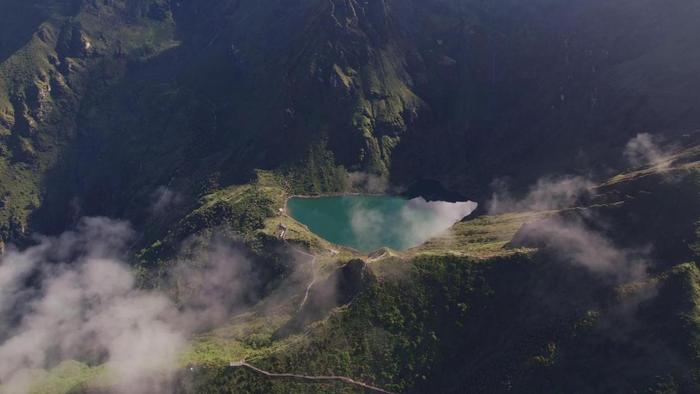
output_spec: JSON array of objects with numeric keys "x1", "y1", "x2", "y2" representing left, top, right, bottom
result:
[
  {"x1": 229, "y1": 361, "x2": 396, "y2": 394},
  {"x1": 227, "y1": 237, "x2": 395, "y2": 393},
  {"x1": 292, "y1": 246, "x2": 317, "y2": 311}
]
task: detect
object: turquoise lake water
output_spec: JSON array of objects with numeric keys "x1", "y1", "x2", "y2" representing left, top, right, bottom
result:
[{"x1": 287, "y1": 195, "x2": 477, "y2": 252}]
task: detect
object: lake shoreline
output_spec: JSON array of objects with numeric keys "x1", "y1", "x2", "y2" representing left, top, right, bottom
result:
[
  {"x1": 285, "y1": 195, "x2": 478, "y2": 253},
  {"x1": 284, "y1": 192, "x2": 477, "y2": 213},
  {"x1": 284, "y1": 192, "x2": 397, "y2": 214}
]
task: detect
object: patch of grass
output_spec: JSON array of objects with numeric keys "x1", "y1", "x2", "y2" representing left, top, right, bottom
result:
[
  {"x1": 410, "y1": 211, "x2": 550, "y2": 258},
  {"x1": 183, "y1": 311, "x2": 293, "y2": 367},
  {"x1": 604, "y1": 144, "x2": 700, "y2": 186},
  {"x1": 171, "y1": 184, "x2": 276, "y2": 242},
  {"x1": 28, "y1": 360, "x2": 108, "y2": 394}
]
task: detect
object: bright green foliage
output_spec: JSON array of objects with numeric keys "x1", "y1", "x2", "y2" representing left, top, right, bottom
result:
[
  {"x1": 177, "y1": 186, "x2": 275, "y2": 240},
  {"x1": 27, "y1": 361, "x2": 107, "y2": 394},
  {"x1": 413, "y1": 211, "x2": 550, "y2": 258},
  {"x1": 137, "y1": 183, "x2": 278, "y2": 266}
]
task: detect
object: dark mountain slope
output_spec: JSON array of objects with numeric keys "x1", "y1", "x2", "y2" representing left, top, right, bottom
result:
[
  {"x1": 2, "y1": 0, "x2": 700, "y2": 243},
  {"x1": 0, "y1": 0, "x2": 177, "y2": 242},
  {"x1": 391, "y1": 0, "x2": 700, "y2": 193}
]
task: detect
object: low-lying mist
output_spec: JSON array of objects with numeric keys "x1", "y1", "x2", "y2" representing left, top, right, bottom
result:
[
  {"x1": 488, "y1": 176, "x2": 594, "y2": 214},
  {"x1": 0, "y1": 218, "x2": 270, "y2": 394},
  {"x1": 491, "y1": 177, "x2": 651, "y2": 284},
  {"x1": 624, "y1": 132, "x2": 676, "y2": 169},
  {"x1": 493, "y1": 132, "x2": 680, "y2": 285}
]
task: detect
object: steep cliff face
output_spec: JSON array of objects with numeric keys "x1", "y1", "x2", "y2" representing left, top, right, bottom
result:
[
  {"x1": 0, "y1": 1, "x2": 102, "y2": 240},
  {"x1": 0, "y1": 0, "x2": 177, "y2": 241}
]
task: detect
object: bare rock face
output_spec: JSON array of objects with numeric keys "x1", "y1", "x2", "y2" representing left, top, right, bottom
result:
[
  {"x1": 53, "y1": 24, "x2": 93, "y2": 65},
  {"x1": 0, "y1": 105, "x2": 14, "y2": 133},
  {"x1": 25, "y1": 77, "x2": 53, "y2": 124}
]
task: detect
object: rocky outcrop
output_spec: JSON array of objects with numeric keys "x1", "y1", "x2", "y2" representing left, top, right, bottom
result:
[{"x1": 0, "y1": 104, "x2": 14, "y2": 135}]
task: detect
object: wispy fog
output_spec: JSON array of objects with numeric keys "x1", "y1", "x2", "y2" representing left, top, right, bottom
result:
[
  {"x1": 171, "y1": 238, "x2": 261, "y2": 327},
  {"x1": 624, "y1": 133, "x2": 674, "y2": 169},
  {"x1": 349, "y1": 198, "x2": 478, "y2": 250},
  {"x1": 347, "y1": 172, "x2": 389, "y2": 194},
  {"x1": 515, "y1": 215, "x2": 650, "y2": 283},
  {"x1": 150, "y1": 186, "x2": 184, "y2": 216},
  {"x1": 400, "y1": 199, "x2": 479, "y2": 247},
  {"x1": 0, "y1": 218, "x2": 261, "y2": 394},
  {"x1": 492, "y1": 134, "x2": 657, "y2": 284},
  {"x1": 488, "y1": 176, "x2": 594, "y2": 214}
]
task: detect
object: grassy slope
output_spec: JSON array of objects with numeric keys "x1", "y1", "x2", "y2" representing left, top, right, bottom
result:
[{"x1": 410, "y1": 211, "x2": 547, "y2": 259}]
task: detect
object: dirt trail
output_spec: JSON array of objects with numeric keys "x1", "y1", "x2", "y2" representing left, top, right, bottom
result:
[
  {"x1": 229, "y1": 361, "x2": 396, "y2": 394},
  {"x1": 292, "y1": 247, "x2": 316, "y2": 311},
  {"x1": 252, "y1": 240, "x2": 394, "y2": 393},
  {"x1": 280, "y1": 233, "x2": 317, "y2": 311}
]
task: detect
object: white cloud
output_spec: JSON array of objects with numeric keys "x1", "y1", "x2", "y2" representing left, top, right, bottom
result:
[
  {"x1": 0, "y1": 218, "x2": 264, "y2": 393},
  {"x1": 624, "y1": 133, "x2": 673, "y2": 169},
  {"x1": 488, "y1": 176, "x2": 593, "y2": 214}
]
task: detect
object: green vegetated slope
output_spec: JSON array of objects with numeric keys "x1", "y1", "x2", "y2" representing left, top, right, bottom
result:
[
  {"x1": 34, "y1": 146, "x2": 700, "y2": 393},
  {"x1": 171, "y1": 146, "x2": 700, "y2": 393}
]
